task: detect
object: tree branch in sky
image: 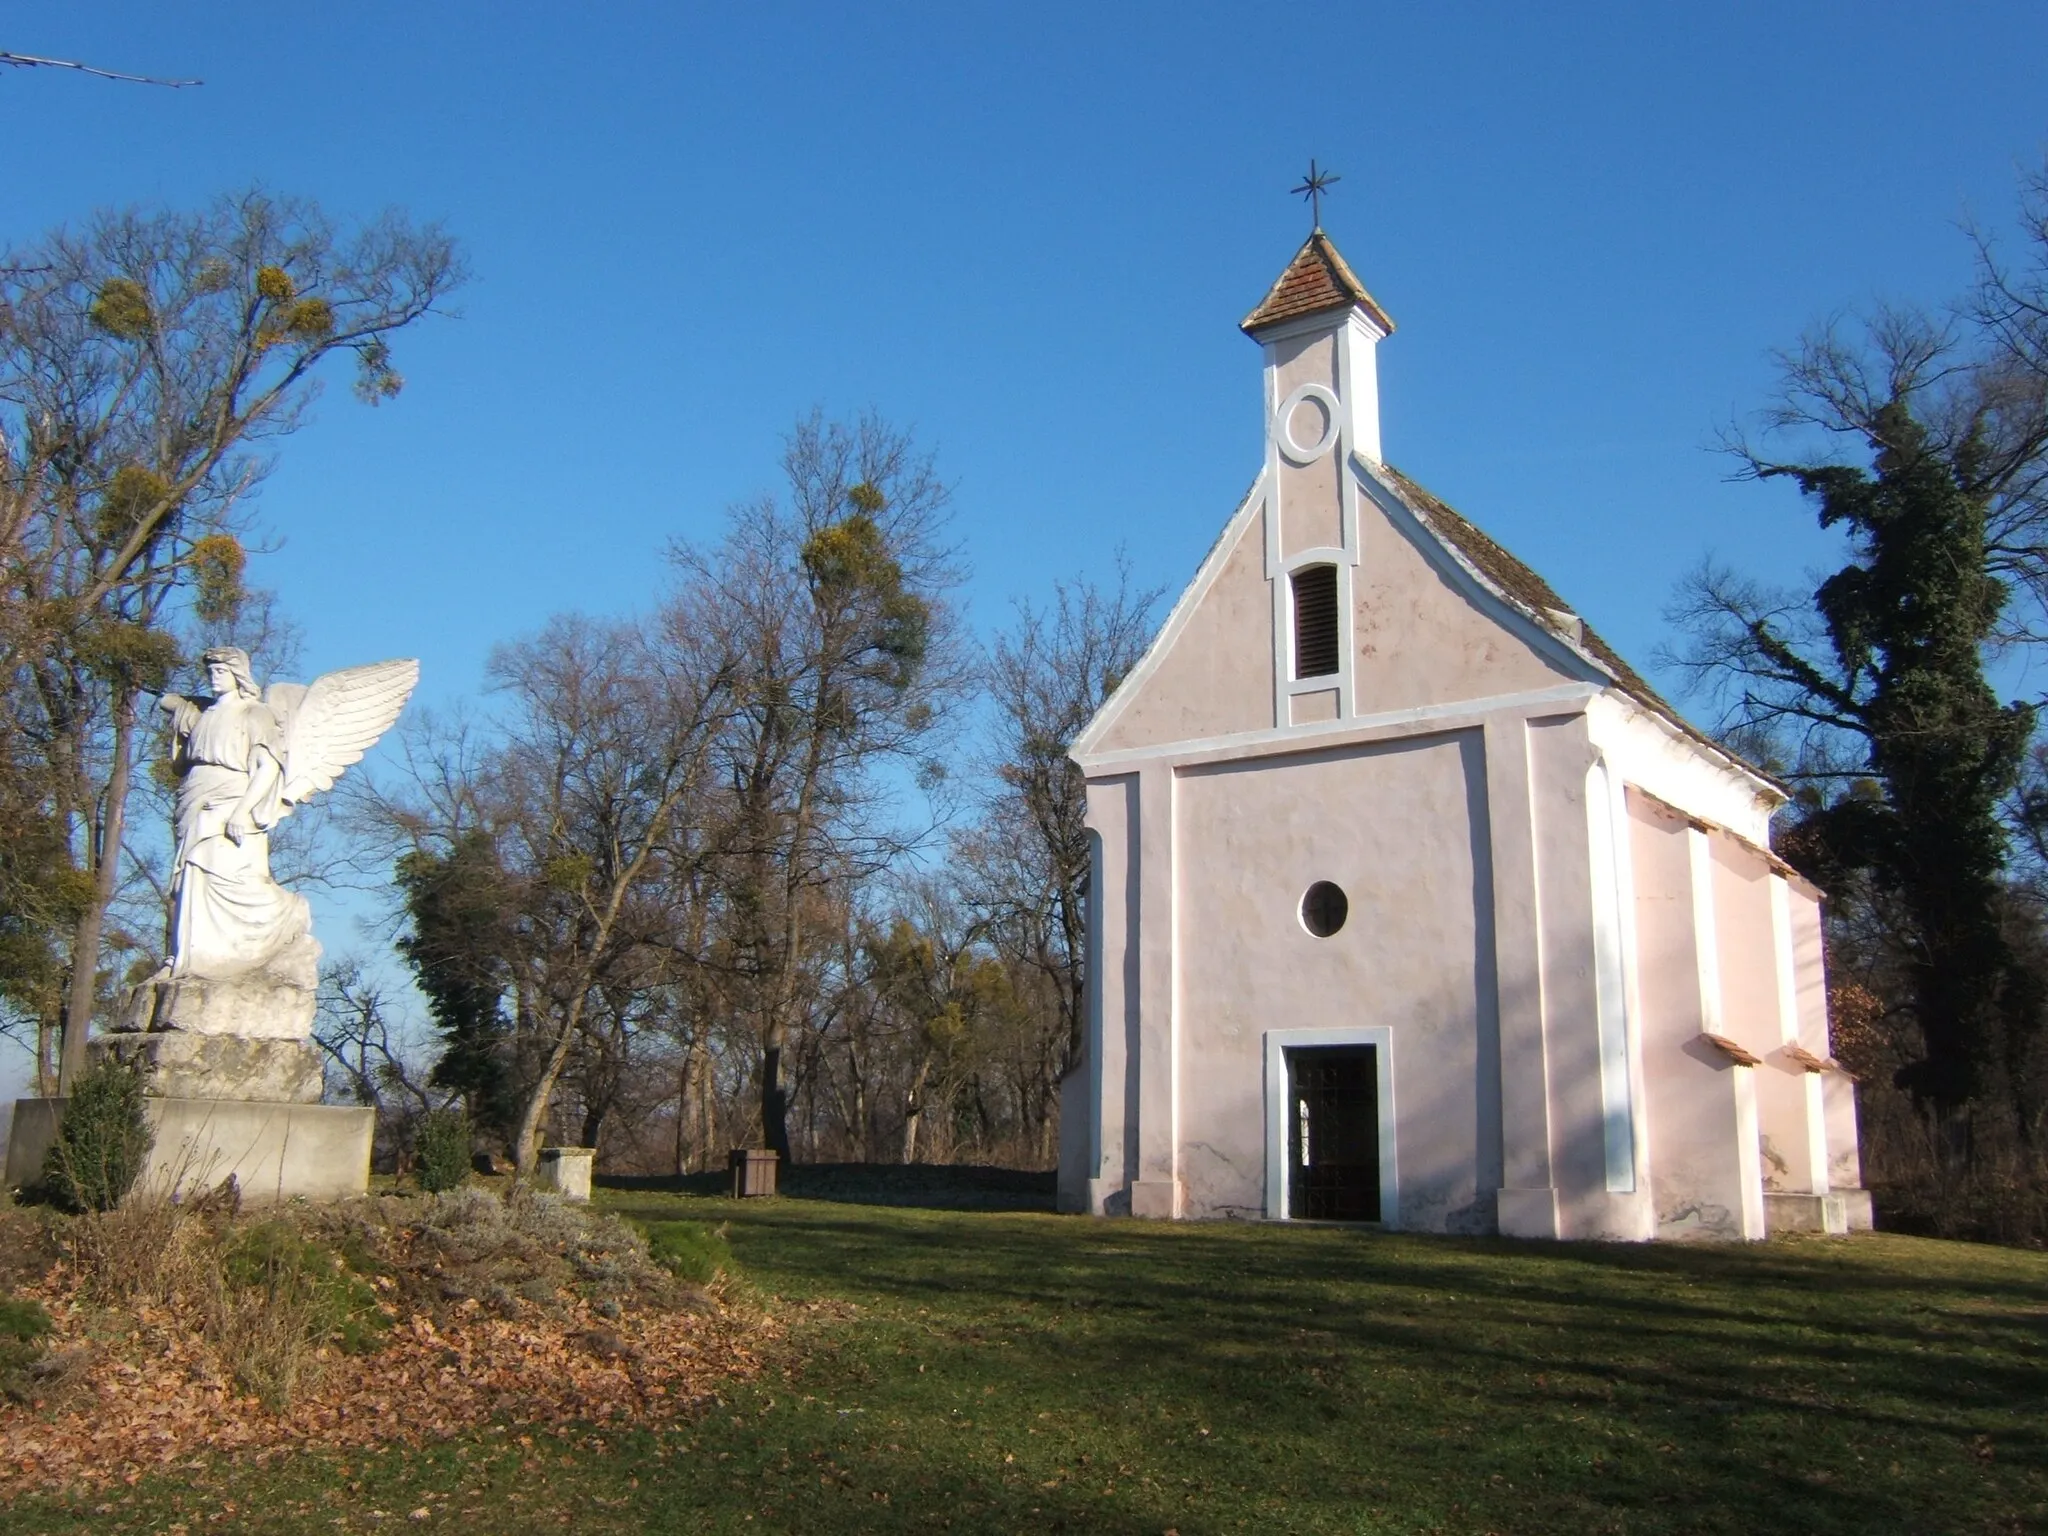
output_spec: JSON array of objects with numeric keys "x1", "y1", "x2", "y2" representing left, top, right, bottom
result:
[{"x1": 0, "y1": 50, "x2": 200, "y2": 88}]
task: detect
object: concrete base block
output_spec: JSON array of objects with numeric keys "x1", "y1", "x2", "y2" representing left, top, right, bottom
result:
[
  {"x1": 1764, "y1": 1191, "x2": 1851, "y2": 1236},
  {"x1": 6, "y1": 1097, "x2": 371, "y2": 1205},
  {"x1": 90, "y1": 1032, "x2": 323, "y2": 1104},
  {"x1": 1496, "y1": 1186, "x2": 1561, "y2": 1239},
  {"x1": 1562, "y1": 1190, "x2": 1657, "y2": 1242},
  {"x1": 1836, "y1": 1187, "x2": 1876, "y2": 1232},
  {"x1": 1129, "y1": 1178, "x2": 1182, "y2": 1219}
]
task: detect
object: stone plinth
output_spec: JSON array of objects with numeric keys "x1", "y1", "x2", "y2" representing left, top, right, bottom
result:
[
  {"x1": 121, "y1": 934, "x2": 320, "y2": 1039},
  {"x1": 91, "y1": 1032, "x2": 323, "y2": 1104},
  {"x1": 6, "y1": 1097, "x2": 372, "y2": 1205},
  {"x1": 538, "y1": 1146, "x2": 594, "y2": 1202}
]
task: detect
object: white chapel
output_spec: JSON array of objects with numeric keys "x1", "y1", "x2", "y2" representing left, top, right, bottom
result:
[{"x1": 1054, "y1": 228, "x2": 1871, "y2": 1241}]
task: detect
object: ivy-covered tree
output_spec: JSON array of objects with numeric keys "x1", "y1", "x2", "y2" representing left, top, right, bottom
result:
[{"x1": 1674, "y1": 166, "x2": 2048, "y2": 1157}]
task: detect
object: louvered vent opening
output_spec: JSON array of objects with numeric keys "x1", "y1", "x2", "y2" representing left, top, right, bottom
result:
[{"x1": 1292, "y1": 564, "x2": 1340, "y2": 679}]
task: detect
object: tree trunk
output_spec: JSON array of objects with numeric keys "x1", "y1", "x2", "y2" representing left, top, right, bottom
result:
[
  {"x1": 684, "y1": 1056, "x2": 700, "y2": 1179},
  {"x1": 57, "y1": 695, "x2": 135, "y2": 1093},
  {"x1": 761, "y1": 1035, "x2": 791, "y2": 1163},
  {"x1": 512, "y1": 995, "x2": 587, "y2": 1175},
  {"x1": 35, "y1": 1016, "x2": 56, "y2": 1098},
  {"x1": 901, "y1": 1053, "x2": 932, "y2": 1163}
]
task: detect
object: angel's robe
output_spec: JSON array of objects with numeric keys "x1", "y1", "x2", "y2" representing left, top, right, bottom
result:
[{"x1": 167, "y1": 691, "x2": 312, "y2": 978}]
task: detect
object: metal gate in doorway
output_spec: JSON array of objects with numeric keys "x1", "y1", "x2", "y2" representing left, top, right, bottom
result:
[{"x1": 1285, "y1": 1045, "x2": 1381, "y2": 1221}]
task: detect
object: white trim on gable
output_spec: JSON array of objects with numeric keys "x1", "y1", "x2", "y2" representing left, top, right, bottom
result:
[
  {"x1": 1071, "y1": 473, "x2": 1269, "y2": 759},
  {"x1": 1074, "y1": 681, "x2": 1599, "y2": 773},
  {"x1": 1586, "y1": 691, "x2": 1784, "y2": 837}
]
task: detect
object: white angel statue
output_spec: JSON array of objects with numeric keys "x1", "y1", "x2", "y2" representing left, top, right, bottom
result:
[{"x1": 157, "y1": 647, "x2": 418, "y2": 980}]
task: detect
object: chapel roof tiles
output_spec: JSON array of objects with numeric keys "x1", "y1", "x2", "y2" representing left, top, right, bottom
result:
[
  {"x1": 1376, "y1": 465, "x2": 1779, "y2": 794},
  {"x1": 1240, "y1": 229, "x2": 1397, "y2": 336}
]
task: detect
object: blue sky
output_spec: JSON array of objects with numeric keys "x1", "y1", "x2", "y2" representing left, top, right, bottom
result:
[{"x1": 3, "y1": 4, "x2": 2046, "y2": 1087}]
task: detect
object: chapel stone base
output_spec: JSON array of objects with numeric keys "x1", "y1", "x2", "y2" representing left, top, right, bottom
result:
[
  {"x1": 1764, "y1": 1191, "x2": 1848, "y2": 1236},
  {"x1": 1496, "y1": 1186, "x2": 1562, "y2": 1240},
  {"x1": 5, "y1": 1098, "x2": 372, "y2": 1206},
  {"x1": 1129, "y1": 1178, "x2": 1183, "y2": 1219}
]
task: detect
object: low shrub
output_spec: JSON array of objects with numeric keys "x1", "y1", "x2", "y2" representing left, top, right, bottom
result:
[
  {"x1": 396, "y1": 1185, "x2": 676, "y2": 1313},
  {"x1": 415, "y1": 1107, "x2": 472, "y2": 1193},
  {"x1": 0, "y1": 1296, "x2": 50, "y2": 1346},
  {"x1": 642, "y1": 1220, "x2": 733, "y2": 1285},
  {"x1": 41, "y1": 1056, "x2": 154, "y2": 1213}
]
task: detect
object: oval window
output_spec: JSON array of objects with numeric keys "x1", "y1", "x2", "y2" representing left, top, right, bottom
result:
[{"x1": 1301, "y1": 881, "x2": 1348, "y2": 938}]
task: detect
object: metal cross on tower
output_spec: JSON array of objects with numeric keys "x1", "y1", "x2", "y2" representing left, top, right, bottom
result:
[{"x1": 1291, "y1": 160, "x2": 1341, "y2": 229}]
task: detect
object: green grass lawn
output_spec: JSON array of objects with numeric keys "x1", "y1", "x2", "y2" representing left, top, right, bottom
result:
[{"x1": 6, "y1": 1192, "x2": 2045, "y2": 1535}]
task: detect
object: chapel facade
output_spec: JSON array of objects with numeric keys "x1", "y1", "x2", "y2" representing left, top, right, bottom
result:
[{"x1": 1054, "y1": 229, "x2": 1871, "y2": 1240}]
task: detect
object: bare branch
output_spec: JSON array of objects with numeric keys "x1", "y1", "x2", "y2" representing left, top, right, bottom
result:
[{"x1": 0, "y1": 49, "x2": 200, "y2": 88}]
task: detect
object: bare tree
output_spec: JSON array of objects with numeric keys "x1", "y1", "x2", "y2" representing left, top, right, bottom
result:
[
  {"x1": 0, "y1": 50, "x2": 200, "y2": 88},
  {"x1": 956, "y1": 559, "x2": 1160, "y2": 1131},
  {"x1": 0, "y1": 190, "x2": 463, "y2": 1089},
  {"x1": 672, "y1": 411, "x2": 966, "y2": 1163}
]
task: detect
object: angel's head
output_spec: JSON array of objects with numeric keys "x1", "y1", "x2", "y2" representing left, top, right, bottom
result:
[{"x1": 201, "y1": 647, "x2": 258, "y2": 701}]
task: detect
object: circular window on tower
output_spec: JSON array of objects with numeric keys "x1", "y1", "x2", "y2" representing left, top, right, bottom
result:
[{"x1": 1300, "y1": 881, "x2": 1349, "y2": 938}]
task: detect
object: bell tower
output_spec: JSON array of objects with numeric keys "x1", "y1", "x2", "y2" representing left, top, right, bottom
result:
[{"x1": 1240, "y1": 229, "x2": 1395, "y2": 727}]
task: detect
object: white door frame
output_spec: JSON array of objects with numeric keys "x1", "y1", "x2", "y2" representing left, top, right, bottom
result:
[{"x1": 1264, "y1": 1025, "x2": 1399, "y2": 1225}]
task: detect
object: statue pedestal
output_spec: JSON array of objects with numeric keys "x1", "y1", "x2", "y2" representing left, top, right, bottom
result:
[
  {"x1": 120, "y1": 934, "x2": 320, "y2": 1039},
  {"x1": 5, "y1": 1097, "x2": 372, "y2": 1206}
]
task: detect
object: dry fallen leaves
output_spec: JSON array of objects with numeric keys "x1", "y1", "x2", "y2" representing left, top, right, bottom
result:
[{"x1": 0, "y1": 1254, "x2": 777, "y2": 1498}]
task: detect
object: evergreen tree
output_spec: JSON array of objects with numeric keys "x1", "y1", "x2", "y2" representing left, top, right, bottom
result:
[{"x1": 397, "y1": 831, "x2": 517, "y2": 1145}]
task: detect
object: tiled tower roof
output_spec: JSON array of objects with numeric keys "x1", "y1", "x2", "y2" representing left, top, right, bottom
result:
[{"x1": 1240, "y1": 229, "x2": 1396, "y2": 336}]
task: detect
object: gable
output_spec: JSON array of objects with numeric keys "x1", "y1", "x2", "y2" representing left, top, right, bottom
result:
[
  {"x1": 1088, "y1": 491, "x2": 1276, "y2": 755},
  {"x1": 1075, "y1": 460, "x2": 1602, "y2": 762},
  {"x1": 1352, "y1": 474, "x2": 1579, "y2": 717}
]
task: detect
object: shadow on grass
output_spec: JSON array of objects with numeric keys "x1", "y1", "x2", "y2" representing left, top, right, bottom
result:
[{"x1": 594, "y1": 1195, "x2": 2048, "y2": 1533}]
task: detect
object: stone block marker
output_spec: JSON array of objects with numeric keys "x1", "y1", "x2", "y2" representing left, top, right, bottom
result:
[{"x1": 538, "y1": 1146, "x2": 594, "y2": 1202}]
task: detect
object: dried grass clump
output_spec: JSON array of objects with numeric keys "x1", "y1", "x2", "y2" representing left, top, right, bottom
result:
[
  {"x1": 67, "y1": 1197, "x2": 212, "y2": 1307},
  {"x1": 55, "y1": 1197, "x2": 385, "y2": 1410},
  {"x1": 205, "y1": 1223, "x2": 385, "y2": 1410},
  {"x1": 373, "y1": 1185, "x2": 680, "y2": 1316}
]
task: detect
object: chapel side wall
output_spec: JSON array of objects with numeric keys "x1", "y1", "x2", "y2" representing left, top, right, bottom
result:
[
  {"x1": 1793, "y1": 890, "x2": 1864, "y2": 1191},
  {"x1": 1629, "y1": 792, "x2": 1753, "y2": 1238},
  {"x1": 1079, "y1": 774, "x2": 1140, "y2": 1215},
  {"x1": 1093, "y1": 508, "x2": 1275, "y2": 755},
  {"x1": 1712, "y1": 841, "x2": 1813, "y2": 1193},
  {"x1": 1173, "y1": 731, "x2": 1493, "y2": 1230}
]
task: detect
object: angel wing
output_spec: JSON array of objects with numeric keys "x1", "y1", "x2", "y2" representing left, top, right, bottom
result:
[{"x1": 266, "y1": 658, "x2": 420, "y2": 807}]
